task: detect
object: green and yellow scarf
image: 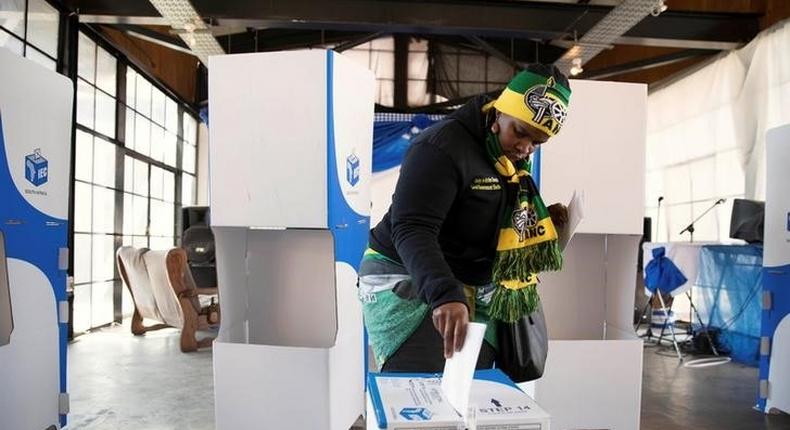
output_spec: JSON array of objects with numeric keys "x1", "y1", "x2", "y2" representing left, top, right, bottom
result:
[
  {"x1": 485, "y1": 67, "x2": 571, "y2": 323},
  {"x1": 485, "y1": 132, "x2": 563, "y2": 322}
]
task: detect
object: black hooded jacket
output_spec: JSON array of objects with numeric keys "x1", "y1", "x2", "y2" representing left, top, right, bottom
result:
[{"x1": 368, "y1": 96, "x2": 516, "y2": 310}]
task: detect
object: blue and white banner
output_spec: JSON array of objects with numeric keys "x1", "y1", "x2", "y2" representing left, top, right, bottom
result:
[{"x1": 0, "y1": 48, "x2": 73, "y2": 429}]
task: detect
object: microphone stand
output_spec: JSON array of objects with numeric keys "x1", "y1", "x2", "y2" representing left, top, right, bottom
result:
[
  {"x1": 679, "y1": 199, "x2": 725, "y2": 244},
  {"x1": 677, "y1": 198, "x2": 726, "y2": 356},
  {"x1": 656, "y1": 197, "x2": 663, "y2": 242}
]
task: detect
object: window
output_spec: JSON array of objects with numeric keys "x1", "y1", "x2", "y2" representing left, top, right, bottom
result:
[
  {"x1": 0, "y1": 0, "x2": 59, "y2": 70},
  {"x1": 73, "y1": 30, "x2": 200, "y2": 333},
  {"x1": 73, "y1": 34, "x2": 119, "y2": 332},
  {"x1": 344, "y1": 37, "x2": 396, "y2": 106},
  {"x1": 431, "y1": 42, "x2": 517, "y2": 102},
  {"x1": 342, "y1": 36, "x2": 447, "y2": 107}
]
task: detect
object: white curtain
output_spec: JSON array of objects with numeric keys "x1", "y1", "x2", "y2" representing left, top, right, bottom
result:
[{"x1": 646, "y1": 19, "x2": 790, "y2": 242}]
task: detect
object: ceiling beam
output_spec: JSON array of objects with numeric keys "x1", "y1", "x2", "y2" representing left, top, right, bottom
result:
[
  {"x1": 213, "y1": 29, "x2": 374, "y2": 54},
  {"x1": 581, "y1": 48, "x2": 712, "y2": 80},
  {"x1": 78, "y1": 15, "x2": 170, "y2": 25},
  {"x1": 333, "y1": 32, "x2": 386, "y2": 52},
  {"x1": 111, "y1": 24, "x2": 189, "y2": 48},
  {"x1": 70, "y1": 1, "x2": 761, "y2": 47},
  {"x1": 122, "y1": 28, "x2": 195, "y2": 56},
  {"x1": 614, "y1": 36, "x2": 743, "y2": 50},
  {"x1": 68, "y1": 0, "x2": 608, "y2": 39},
  {"x1": 196, "y1": 0, "x2": 609, "y2": 39},
  {"x1": 626, "y1": 10, "x2": 759, "y2": 43}
]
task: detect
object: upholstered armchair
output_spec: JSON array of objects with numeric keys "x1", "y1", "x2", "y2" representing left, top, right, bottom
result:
[{"x1": 116, "y1": 246, "x2": 219, "y2": 352}]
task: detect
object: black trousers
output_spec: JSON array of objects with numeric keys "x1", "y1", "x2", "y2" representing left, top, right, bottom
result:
[{"x1": 381, "y1": 310, "x2": 495, "y2": 373}]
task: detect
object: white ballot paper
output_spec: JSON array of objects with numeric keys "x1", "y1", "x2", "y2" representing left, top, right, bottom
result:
[
  {"x1": 558, "y1": 190, "x2": 584, "y2": 251},
  {"x1": 441, "y1": 322, "x2": 487, "y2": 418}
]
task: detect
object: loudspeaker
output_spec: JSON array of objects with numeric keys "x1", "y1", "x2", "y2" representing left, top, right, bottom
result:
[
  {"x1": 181, "y1": 206, "x2": 217, "y2": 289},
  {"x1": 182, "y1": 206, "x2": 209, "y2": 232},
  {"x1": 729, "y1": 199, "x2": 764, "y2": 244},
  {"x1": 637, "y1": 217, "x2": 652, "y2": 268},
  {"x1": 643, "y1": 217, "x2": 652, "y2": 243}
]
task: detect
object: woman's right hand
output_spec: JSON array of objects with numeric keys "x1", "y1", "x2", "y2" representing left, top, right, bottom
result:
[{"x1": 432, "y1": 302, "x2": 470, "y2": 359}]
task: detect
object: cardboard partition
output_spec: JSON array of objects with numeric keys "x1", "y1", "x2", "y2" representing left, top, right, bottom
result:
[
  {"x1": 535, "y1": 340, "x2": 643, "y2": 430},
  {"x1": 209, "y1": 50, "x2": 374, "y2": 429},
  {"x1": 0, "y1": 231, "x2": 11, "y2": 347},
  {"x1": 245, "y1": 229, "x2": 337, "y2": 348},
  {"x1": 0, "y1": 47, "x2": 73, "y2": 429},
  {"x1": 539, "y1": 233, "x2": 641, "y2": 341},
  {"x1": 540, "y1": 80, "x2": 646, "y2": 236},
  {"x1": 213, "y1": 261, "x2": 364, "y2": 429},
  {"x1": 762, "y1": 126, "x2": 790, "y2": 413}
]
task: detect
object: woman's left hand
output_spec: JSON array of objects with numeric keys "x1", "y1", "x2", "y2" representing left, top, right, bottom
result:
[{"x1": 547, "y1": 203, "x2": 568, "y2": 228}]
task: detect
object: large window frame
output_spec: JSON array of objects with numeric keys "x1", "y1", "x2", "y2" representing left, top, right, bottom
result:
[
  {"x1": 72, "y1": 26, "x2": 199, "y2": 334},
  {"x1": 0, "y1": 0, "x2": 61, "y2": 70}
]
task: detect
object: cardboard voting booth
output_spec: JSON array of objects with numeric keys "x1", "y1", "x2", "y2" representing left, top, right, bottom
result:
[
  {"x1": 367, "y1": 369, "x2": 551, "y2": 430},
  {"x1": 0, "y1": 48, "x2": 73, "y2": 429},
  {"x1": 760, "y1": 125, "x2": 790, "y2": 414},
  {"x1": 209, "y1": 50, "x2": 375, "y2": 429},
  {"x1": 523, "y1": 80, "x2": 646, "y2": 430}
]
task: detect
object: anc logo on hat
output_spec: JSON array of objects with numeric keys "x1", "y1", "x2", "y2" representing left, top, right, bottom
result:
[
  {"x1": 523, "y1": 76, "x2": 568, "y2": 136},
  {"x1": 492, "y1": 70, "x2": 571, "y2": 138}
]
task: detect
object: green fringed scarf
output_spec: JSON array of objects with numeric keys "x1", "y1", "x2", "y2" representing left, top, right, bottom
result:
[{"x1": 485, "y1": 131, "x2": 563, "y2": 322}]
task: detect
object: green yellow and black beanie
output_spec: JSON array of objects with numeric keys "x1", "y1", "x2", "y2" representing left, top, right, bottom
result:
[{"x1": 492, "y1": 66, "x2": 572, "y2": 138}]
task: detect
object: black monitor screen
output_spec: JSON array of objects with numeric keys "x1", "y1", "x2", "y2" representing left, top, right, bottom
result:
[
  {"x1": 729, "y1": 199, "x2": 765, "y2": 244},
  {"x1": 0, "y1": 230, "x2": 12, "y2": 346}
]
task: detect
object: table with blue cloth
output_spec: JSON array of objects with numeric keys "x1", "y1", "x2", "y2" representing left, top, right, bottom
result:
[
  {"x1": 642, "y1": 243, "x2": 763, "y2": 366},
  {"x1": 695, "y1": 245, "x2": 763, "y2": 366}
]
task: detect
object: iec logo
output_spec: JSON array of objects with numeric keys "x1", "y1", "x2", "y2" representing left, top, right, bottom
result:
[
  {"x1": 399, "y1": 407, "x2": 432, "y2": 421},
  {"x1": 346, "y1": 152, "x2": 360, "y2": 187},
  {"x1": 25, "y1": 148, "x2": 48, "y2": 187}
]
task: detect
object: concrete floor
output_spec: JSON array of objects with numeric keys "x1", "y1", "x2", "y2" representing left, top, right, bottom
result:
[
  {"x1": 641, "y1": 343, "x2": 790, "y2": 430},
  {"x1": 67, "y1": 323, "x2": 790, "y2": 430},
  {"x1": 67, "y1": 324, "x2": 215, "y2": 429}
]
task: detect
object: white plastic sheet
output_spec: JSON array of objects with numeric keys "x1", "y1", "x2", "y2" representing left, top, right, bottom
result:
[{"x1": 646, "y1": 20, "x2": 790, "y2": 242}]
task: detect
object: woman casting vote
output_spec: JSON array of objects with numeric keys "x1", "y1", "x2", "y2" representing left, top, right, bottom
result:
[{"x1": 359, "y1": 64, "x2": 572, "y2": 372}]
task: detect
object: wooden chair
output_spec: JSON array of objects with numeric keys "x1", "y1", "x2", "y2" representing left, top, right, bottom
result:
[{"x1": 117, "y1": 246, "x2": 220, "y2": 352}]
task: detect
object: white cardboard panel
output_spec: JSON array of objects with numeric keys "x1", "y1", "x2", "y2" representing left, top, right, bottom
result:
[
  {"x1": 540, "y1": 234, "x2": 607, "y2": 340},
  {"x1": 605, "y1": 235, "x2": 641, "y2": 339},
  {"x1": 540, "y1": 233, "x2": 639, "y2": 341},
  {"x1": 332, "y1": 52, "x2": 376, "y2": 216},
  {"x1": 208, "y1": 51, "x2": 328, "y2": 228},
  {"x1": 0, "y1": 47, "x2": 73, "y2": 219},
  {"x1": 0, "y1": 259, "x2": 59, "y2": 430},
  {"x1": 541, "y1": 80, "x2": 646, "y2": 236},
  {"x1": 766, "y1": 315, "x2": 790, "y2": 414},
  {"x1": 213, "y1": 227, "x2": 250, "y2": 343},
  {"x1": 535, "y1": 340, "x2": 643, "y2": 430},
  {"x1": 245, "y1": 229, "x2": 337, "y2": 348},
  {"x1": 764, "y1": 126, "x2": 790, "y2": 267},
  {"x1": 370, "y1": 167, "x2": 400, "y2": 226},
  {"x1": 197, "y1": 123, "x2": 209, "y2": 205},
  {"x1": 328, "y1": 262, "x2": 366, "y2": 429},
  {"x1": 0, "y1": 233, "x2": 10, "y2": 346},
  {"x1": 213, "y1": 262, "x2": 364, "y2": 430},
  {"x1": 214, "y1": 341, "x2": 331, "y2": 429}
]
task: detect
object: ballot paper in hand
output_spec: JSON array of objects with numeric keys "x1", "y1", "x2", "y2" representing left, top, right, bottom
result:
[
  {"x1": 558, "y1": 190, "x2": 584, "y2": 251},
  {"x1": 440, "y1": 322, "x2": 486, "y2": 418}
]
